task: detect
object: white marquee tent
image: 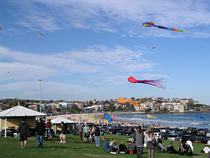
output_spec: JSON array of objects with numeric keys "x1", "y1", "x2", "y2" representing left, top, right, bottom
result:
[
  {"x1": 0, "y1": 105, "x2": 46, "y2": 137},
  {"x1": 50, "y1": 117, "x2": 75, "y2": 134},
  {"x1": 51, "y1": 117, "x2": 75, "y2": 124}
]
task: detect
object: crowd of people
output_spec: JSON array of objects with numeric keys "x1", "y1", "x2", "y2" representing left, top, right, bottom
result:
[
  {"x1": 74, "y1": 124, "x2": 197, "y2": 158},
  {"x1": 17, "y1": 118, "x2": 210, "y2": 157},
  {"x1": 75, "y1": 124, "x2": 165, "y2": 158}
]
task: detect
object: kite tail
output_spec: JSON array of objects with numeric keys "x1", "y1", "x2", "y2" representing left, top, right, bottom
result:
[{"x1": 138, "y1": 79, "x2": 164, "y2": 89}]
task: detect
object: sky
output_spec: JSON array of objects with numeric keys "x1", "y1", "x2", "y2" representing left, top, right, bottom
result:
[{"x1": 0, "y1": 0, "x2": 210, "y2": 104}]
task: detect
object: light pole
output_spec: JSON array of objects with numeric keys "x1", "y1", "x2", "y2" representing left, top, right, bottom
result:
[{"x1": 38, "y1": 79, "x2": 43, "y2": 112}]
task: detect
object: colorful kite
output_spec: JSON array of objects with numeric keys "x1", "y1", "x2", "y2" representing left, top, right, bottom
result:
[
  {"x1": 104, "y1": 113, "x2": 113, "y2": 124},
  {"x1": 116, "y1": 98, "x2": 140, "y2": 106},
  {"x1": 147, "y1": 114, "x2": 157, "y2": 119},
  {"x1": 143, "y1": 22, "x2": 184, "y2": 32},
  {"x1": 128, "y1": 76, "x2": 164, "y2": 88}
]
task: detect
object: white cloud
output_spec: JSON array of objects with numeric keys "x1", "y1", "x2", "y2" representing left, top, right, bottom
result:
[
  {"x1": 0, "y1": 45, "x2": 152, "y2": 75},
  {"x1": 8, "y1": 0, "x2": 210, "y2": 37},
  {"x1": 0, "y1": 62, "x2": 54, "y2": 81},
  {"x1": 0, "y1": 81, "x2": 92, "y2": 100},
  {"x1": 0, "y1": 45, "x2": 155, "y2": 99},
  {"x1": 140, "y1": 72, "x2": 169, "y2": 79}
]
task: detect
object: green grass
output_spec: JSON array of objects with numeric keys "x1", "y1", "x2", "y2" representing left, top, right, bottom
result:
[{"x1": 0, "y1": 134, "x2": 207, "y2": 158}]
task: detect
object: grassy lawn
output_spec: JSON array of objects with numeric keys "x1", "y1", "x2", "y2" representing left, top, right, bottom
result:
[{"x1": 0, "y1": 134, "x2": 207, "y2": 158}]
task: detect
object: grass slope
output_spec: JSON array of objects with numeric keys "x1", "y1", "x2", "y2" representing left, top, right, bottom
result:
[{"x1": 0, "y1": 134, "x2": 207, "y2": 158}]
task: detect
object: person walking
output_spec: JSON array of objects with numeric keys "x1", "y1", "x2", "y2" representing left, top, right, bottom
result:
[
  {"x1": 18, "y1": 118, "x2": 29, "y2": 149},
  {"x1": 135, "y1": 126, "x2": 144, "y2": 158},
  {"x1": 59, "y1": 121, "x2": 67, "y2": 144},
  {"x1": 35, "y1": 118, "x2": 45, "y2": 148}
]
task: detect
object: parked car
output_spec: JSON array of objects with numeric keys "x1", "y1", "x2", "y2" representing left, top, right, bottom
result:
[
  {"x1": 120, "y1": 126, "x2": 134, "y2": 136},
  {"x1": 206, "y1": 130, "x2": 210, "y2": 138},
  {"x1": 183, "y1": 127, "x2": 197, "y2": 135},
  {"x1": 168, "y1": 133, "x2": 182, "y2": 141},
  {"x1": 194, "y1": 136, "x2": 209, "y2": 144},
  {"x1": 197, "y1": 128, "x2": 208, "y2": 136},
  {"x1": 1, "y1": 128, "x2": 18, "y2": 137},
  {"x1": 160, "y1": 128, "x2": 169, "y2": 139}
]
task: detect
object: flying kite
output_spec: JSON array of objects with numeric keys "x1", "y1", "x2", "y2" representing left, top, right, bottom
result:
[
  {"x1": 143, "y1": 22, "x2": 184, "y2": 32},
  {"x1": 37, "y1": 32, "x2": 45, "y2": 38},
  {"x1": 104, "y1": 113, "x2": 113, "y2": 124},
  {"x1": 147, "y1": 114, "x2": 157, "y2": 119},
  {"x1": 116, "y1": 98, "x2": 140, "y2": 106},
  {"x1": 128, "y1": 76, "x2": 164, "y2": 88}
]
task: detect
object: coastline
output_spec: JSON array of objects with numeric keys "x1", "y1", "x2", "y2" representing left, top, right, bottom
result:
[{"x1": 47, "y1": 111, "x2": 210, "y2": 129}]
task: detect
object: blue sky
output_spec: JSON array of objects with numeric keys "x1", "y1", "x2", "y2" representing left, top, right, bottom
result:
[{"x1": 0, "y1": 0, "x2": 210, "y2": 104}]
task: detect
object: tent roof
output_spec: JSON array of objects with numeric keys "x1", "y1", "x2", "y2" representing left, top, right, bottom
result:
[
  {"x1": 0, "y1": 105, "x2": 46, "y2": 118},
  {"x1": 51, "y1": 117, "x2": 75, "y2": 124}
]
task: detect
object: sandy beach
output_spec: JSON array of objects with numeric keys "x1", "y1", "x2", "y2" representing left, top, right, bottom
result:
[{"x1": 47, "y1": 112, "x2": 152, "y2": 127}]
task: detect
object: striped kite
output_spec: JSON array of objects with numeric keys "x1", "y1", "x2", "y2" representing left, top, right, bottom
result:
[{"x1": 143, "y1": 22, "x2": 184, "y2": 32}]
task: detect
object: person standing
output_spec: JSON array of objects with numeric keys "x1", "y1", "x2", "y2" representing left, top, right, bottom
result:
[
  {"x1": 83, "y1": 124, "x2": 90, "y2": 143},
  {"x1": 78, "y1": 124, "x2": 83, "y2": 141},
  {"x1": 135, "y1": 126, "x2": 144, "y2": 158},
  {"x1": 94, "y1": 126, "x2": 100, "y2": 147},
  {"x1": 145, "y1": 131, "x2": 155, "y2": 158},
  {"x1": 45, "y1": 119, "x2": 52, "y2": 139},
  {"x1": 35, "y1": 118, "x2": 45, "y2": 148},
  {"x1": 18, "y1": 118, "x2": 29, "y2": 149}
]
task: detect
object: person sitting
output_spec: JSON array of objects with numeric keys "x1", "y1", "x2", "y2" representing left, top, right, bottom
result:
[
  {"x1": 186, "y1": 139, "x2": 193, "y2": 152},
  {"x1": 118, "y1": 141, "x2": 127, "y2": 154},
  {"x1": 167, "y1": 142, "x2": 176, "y2": 153},
  {"x1": 202, "y1": 146, "x2": 210, "y2": 154},
  {"x1": 109, "y1": 138, "x2": 118, "y2": 154},
  {"x1": 156, "y1": 136, "x2": 165, "y2": 152},
  {"x1": 127, "y1": 140, "x2": 135, "y2": 154},
  {"x1": 178, "y1": 140, "x2": 192, "y2": 156},
  {"x1": 103, "y1": 137, "x2": 110, "y2": 153},
  {"x1": 157, "y1": 142, "x2": 165, "y2": 152}
]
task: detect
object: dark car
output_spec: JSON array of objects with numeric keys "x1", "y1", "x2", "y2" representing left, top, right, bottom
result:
[
  {"x1": 1, "y1": 128, "x2": 18, "y2": 137},
  {"x1": 181, "y1": 134, "x2": 196, "y2": 142},
  {"x1": 120, "y1": 127, "x2": 134, "y2": 136},
  {"x1": 108, "y1": 126, "x2": 123, "y2": 134},
  {"x1": 194, "y1": 136, "x2": 209, "y2": 144},
  {"x1": 168, "y1": 133, "x2": 182, "y2": 141},
  {"x1": 184, "y1": 127, "x2": 197, "y2": 135},
  {"x1": 197, "y1": 128, "x2": 208, "y2": 136},
  {"x1": 160, "y1": 128, "x2": 169, "y2": 139},
  {"x1": 181, "y1": 134, "x2": 209, "y2": 144}
]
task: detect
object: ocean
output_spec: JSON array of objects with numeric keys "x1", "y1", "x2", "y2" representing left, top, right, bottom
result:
[{"x1": 117, "y1": 112, "x2": 210, "y2": 129}]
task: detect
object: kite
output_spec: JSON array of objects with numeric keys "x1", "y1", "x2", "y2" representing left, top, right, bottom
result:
[
  {"x1": 116, "y1": 98, "x2": 140, "y2": 106},
  {"x1": 143, "y1": 22, "x2": 184, "y2": 32},
  {"x1": 104, "y1": 113, "x2": 113, "y2": 124},
  {"x1": 37, "y1": 32, "x2": 45, "y2": 38},
  {"x1": 147, "y1": 114, "x2": 156, "y2": 119},
  {"x1": 128, "y1": 76, "x2": 164, "y2": 88}
]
